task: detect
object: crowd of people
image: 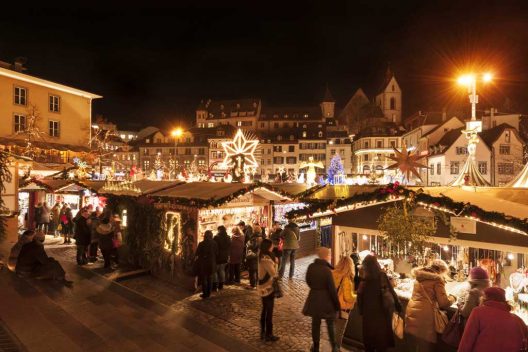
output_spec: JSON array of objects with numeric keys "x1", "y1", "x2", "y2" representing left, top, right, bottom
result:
[
  {"x1": 8, "y1": 202, "x2": 124, "y2": 288},
  {"x1": 10, "y1": 207, "x2": 528, "y2": 351}
]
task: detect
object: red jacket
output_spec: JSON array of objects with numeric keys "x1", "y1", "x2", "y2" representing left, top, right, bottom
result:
[{"x1": 458, "y1": 300, "x2": 528, "y2": 352}]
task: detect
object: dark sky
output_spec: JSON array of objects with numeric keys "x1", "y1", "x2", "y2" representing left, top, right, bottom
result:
[{"x1": 1, "y1": 1, "x2": 528, "y2": 130}]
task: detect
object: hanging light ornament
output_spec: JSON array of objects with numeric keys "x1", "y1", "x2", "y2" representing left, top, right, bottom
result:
[{"x1": 385, "y1": 142, "x2": 428, "y2": 182}]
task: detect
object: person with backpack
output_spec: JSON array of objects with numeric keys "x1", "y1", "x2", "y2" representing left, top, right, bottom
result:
[{"x1": 332, "y1": 256, "x2": 357, "y2": 349}]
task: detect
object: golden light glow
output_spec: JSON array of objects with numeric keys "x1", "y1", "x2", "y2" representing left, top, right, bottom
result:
[
  {"x1": 457, "y1": 74, "x2": 475, "y2": 86},
  {"x1": 482, "y1": 72, "x2": 493, "y2": 83},
  {"x1": 171, "y1": 128, "x2": 183, "y2": 138}
]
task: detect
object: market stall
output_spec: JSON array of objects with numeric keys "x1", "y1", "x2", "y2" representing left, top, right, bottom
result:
[
  {"x1": 288, "y1": 184, "x2": 528, "y2": 350},
  {"x1": 104, "y1": 181, "x2": 298, "y2": 288}
]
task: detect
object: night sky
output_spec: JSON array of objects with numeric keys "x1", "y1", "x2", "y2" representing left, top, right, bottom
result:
[{"x1": 1, "y1": 1, "x2": 528, "y2": 130}]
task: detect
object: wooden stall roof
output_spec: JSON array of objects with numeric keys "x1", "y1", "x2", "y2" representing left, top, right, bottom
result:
[
  {"x1": 74, "y1": 180, "x2": 107, "y2": 193},
  {"x1": 332, "y1": 202, "x2": 528, "y2": 250},
  {"x1": 415, "y1": 186, "x2": 528, "y2": 220},
  {"x1": 20, "y1": 179, "x2": 73, "y2": 192},
  {"x1": 305, "y1": 185, "x2": 381, "y2": 200},
  {"x1": 151, "y1": 182, "x2": 270, "y2": 200},
  {"x1": 267, "y1": 183, "x2": 314, "y2": 197},
  {"x1": 131, "y1": 180, "x2": 185, "y2": 195}
]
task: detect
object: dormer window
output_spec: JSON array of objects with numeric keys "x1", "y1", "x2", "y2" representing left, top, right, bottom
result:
[
  {"x1": 220, "y1": 104, "x2": 224, "y2": 110},
  {"x1": 304, "y1": 114, "x2": 309, "y2": 118},
  {"x1": 236, "y1": 103, "x2": 241, "y2": 109},
  {"x1": 289, "y1": 135, "x2": 294, "y2": 141},
  {"x1": 318, "y1": 131, "x2": 323, "y2": 138},
  {"x1": 146, "y1": 138, "x2": 150, "y2": 144},
  {"x1": 303, "y1": 124, "x2": 307, "y2": 129},
  {"x1": 277, "y1": 135, "x2": 283, "y2": 141},
  {"x1": 302, "y1": 131, "x2": 307, "y2": 138}
]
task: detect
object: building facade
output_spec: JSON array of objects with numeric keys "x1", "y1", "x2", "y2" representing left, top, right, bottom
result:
[{"x1": 0, "y1": 62, "x2": 101, "y2": 164}]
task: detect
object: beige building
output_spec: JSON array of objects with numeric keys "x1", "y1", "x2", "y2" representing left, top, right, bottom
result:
[
  {"x1": 427, "y1": 124, "x2": 524, "y2": 186},
  {"x1": 0, "y1": 63, "x2": 101, "y2": 164},
  {"x1": 352, "y1": 122, "x2": 403, "y2": 176}
]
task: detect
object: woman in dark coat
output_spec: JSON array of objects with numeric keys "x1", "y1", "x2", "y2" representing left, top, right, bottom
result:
[
  {"x1": 245, "y1": 231, "x2": 262, "y2": 289},
  {"x1": 194, "y1": 230, "x2": 218, "y2": 299},
  {"x1": 357, "y1": 254, "x2": 402, "y2": 352},
  {"x1": 228, "y1": 227, "x2": 245, "y2": 284},
  {"x1": 303, "y1": 247, "x2": 340, "y2": 352}
]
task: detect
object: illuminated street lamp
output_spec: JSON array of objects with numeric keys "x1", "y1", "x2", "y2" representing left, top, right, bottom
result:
[
  {"x1": 457, "y1": 72, "x2": 493, "y2": 121},
  {"x1": 451, "y1": 72, "x2": 494, "y2": 187},
  {"x1": 170, "y1": 128, "x2": 183, "y2": 180}
]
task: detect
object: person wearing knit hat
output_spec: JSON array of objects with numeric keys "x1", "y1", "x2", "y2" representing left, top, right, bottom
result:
[
  {"x1": 459, "y1": 285, "x2": 528, "y2": 352},
  {"x1": 461, "y1": 266, "x2": 491, "y2": 318}
]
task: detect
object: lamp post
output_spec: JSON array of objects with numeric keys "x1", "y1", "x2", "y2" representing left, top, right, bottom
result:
[
  {"x1": 450, "y1": 73, "x2": 494, "y2": 187},
  {"x1": 171, "y1": 128, "x2": 183, "y2": 180},
  {"x1": 457, "y1": 73, "x2": 493, "y2": 121}
]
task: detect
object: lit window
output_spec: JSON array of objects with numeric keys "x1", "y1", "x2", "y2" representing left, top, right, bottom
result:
[
  {"x1": 49, "y1": 95, "x2": 60, "y2": 112},
  {"x1": 120, "y1": 134, "x2": 126, "y2": 139},
  {"x1": 14, "y1": 86, "x2": 27, "y2": 105},
  {"x1": 450, "y1": 161, "x2": 459, "y2": 175},
  {"x1": 498, "y1": 162, "x2": 514, "y2": 175},
  {"x1": 302, "y1": 131, "x2": 307, "y2": 138},
  {"x1": 499, "y1": 145, "x2": 510, "y2": 155},
  {"x1": 49, "y1": 120, "x2": 60, "y2": 137},
  {"x1": 13, "y1": 114, "x2": 26, "y2": 133},
  {"x1": 207, "y1": 123, "x2": 214, "y2": 128},
  {"x1": 478, "y1": 161, "x2": 487, "y2": 175}
]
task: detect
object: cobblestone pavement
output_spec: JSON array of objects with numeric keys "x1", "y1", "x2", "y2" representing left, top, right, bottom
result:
[{"x1": 47, "y1": 246, "x2": 360, "y2": 352}]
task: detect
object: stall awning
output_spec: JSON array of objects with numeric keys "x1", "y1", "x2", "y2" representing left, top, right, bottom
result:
[
  {"x1": 306, "y1": 185, "x2": 381, "y2": 200},
  {"x1": 333, "y1": 202, "x2": 528, "y2": 252},
  {"x1": 415, "y1": 186, "x2": 528, "y2": 220},
  {"x1": 20, "y1": 178, "x2": 73, "y2": 192}
]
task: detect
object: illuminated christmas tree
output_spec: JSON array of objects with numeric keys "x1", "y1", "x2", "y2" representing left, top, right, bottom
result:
[{"x1": 327, "y1": 154, "x2": 345, "y2": 184}]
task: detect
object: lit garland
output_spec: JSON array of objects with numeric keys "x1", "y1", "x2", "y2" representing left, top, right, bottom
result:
[
  {"x1": 286, "y1": 183, "x2": 528, "y2": 236},
  {"x1": 150, "y1": 181, "x2": 324, "y2": 209}
]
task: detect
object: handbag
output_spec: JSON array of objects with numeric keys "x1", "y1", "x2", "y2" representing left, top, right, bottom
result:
[
  {"x1": 441, "y1": 309, "x2": 465, "y2": 348},
  {"x1": 419, "y1": 283, "x2": 448, "y2": 334},
  {"x1": 392, "y1": 313, "x2": 404, "y2": 339},
  {"x1": 272, "y1": 277, "x2": 283, "y2": 298}
]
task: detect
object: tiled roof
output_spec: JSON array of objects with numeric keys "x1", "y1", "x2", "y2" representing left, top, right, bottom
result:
[
  {"x1": 479, "y1": 123, "x2": 517, "y2": 148},
  {"x1": 429, "y1": 127, "x2": 463, "y2": 155},
  {"x1": 201, "y1": 98, "x2": 261, "y2": 119},
  {"x1": 259, "y1": 106, "x2": 322, "y2": 121}
]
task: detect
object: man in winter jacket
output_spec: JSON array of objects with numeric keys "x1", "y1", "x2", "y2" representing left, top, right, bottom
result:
[
  {"x1": 303, "y1": 247, "x2": 340, "y2": 352},
  {"x1": 279, "y1": 221, "x2": 300, "y2": 279},
  {"x1": 459, "y1": 287, "x2": 528, "y2": 352},
  {"x1": 73, "y1": 208, "x2": 91, "y2": 265},
  {"x1": 213, "y1": 225, "x2": 231, "y2": 290},
  {"x1": 195, "y1": 231, "x2": 219, "y2": 299}
]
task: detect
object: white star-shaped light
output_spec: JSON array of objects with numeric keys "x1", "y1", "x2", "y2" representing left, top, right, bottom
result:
[{"x1": 221, "y1": 129, "x2": 259, "y2": 169}]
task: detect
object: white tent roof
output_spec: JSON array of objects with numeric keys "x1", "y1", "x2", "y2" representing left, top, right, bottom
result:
[
  {"x1": 507, "y1": 162, "x2": 528, "y2": 188},
  {"x1": 415, "y1": 186, "x2": 528, "y2": 220}
]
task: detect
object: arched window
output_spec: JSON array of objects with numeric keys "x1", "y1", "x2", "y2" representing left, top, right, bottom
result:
[
  {"x1": 277, "y1": 135, "x2": 283, "y2": 141},
  {"x1": 318, "y1": 131, "x2": 323, "y2": 138},
  {"x1": 390, "y1": 97, "x2": 396, "y2": 110},
  {"x1": 289, "y1": 135, "x2": 295, "y2": 141},
  {"x1": 391, "y1": 84, "x2": 395, "y2": 92},
  {"x1": 363, "y1": 165, "x2": 371, "y2": 174}
]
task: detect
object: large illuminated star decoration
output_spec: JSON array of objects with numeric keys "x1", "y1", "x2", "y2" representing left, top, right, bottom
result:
[
  {"x1": 221, "y1": 129, "x2": 259, "y2": 181},
  {"x1": 385, "y1": 142, "x2": 428, "y2": 182}
]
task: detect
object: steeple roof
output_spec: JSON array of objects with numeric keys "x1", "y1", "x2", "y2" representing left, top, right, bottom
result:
[{"x1": 322, "y1": 85, "x2": 335, "y2": 102}]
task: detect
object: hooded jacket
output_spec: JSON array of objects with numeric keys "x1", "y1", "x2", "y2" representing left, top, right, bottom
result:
[
  {"x1": 404, "y1": 267, "x2": 455, "y2": 343},
  {"x1": 229, "y1": 232, "x2": 245, "y2": 264},
  {"x1": 458, "y1": 301, "x2": 528, "y2": 352},
  {"x1": 281, "y1": 223, "x2": 300, "y2": 250}
]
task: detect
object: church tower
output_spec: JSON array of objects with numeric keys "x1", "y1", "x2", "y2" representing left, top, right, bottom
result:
[
  {"x1": 375, "y1": 66, "x2": 402, "y2": 124},
  {"x1": 320, "y1": 85, "x2": 335, "y2": 119}
]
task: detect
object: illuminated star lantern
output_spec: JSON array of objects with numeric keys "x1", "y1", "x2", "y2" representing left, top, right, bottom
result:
[
  {"x1": 386, "y1": 142, "x2": 428, "y2": 182},
  {"x1": 221, "y1": 129, "x2": 259, "y2": 171}
]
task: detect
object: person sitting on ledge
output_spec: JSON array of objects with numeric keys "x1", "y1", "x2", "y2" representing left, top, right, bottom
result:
[{"x1": 15, "y1": 229, "x2": 73, "y2": 286}]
